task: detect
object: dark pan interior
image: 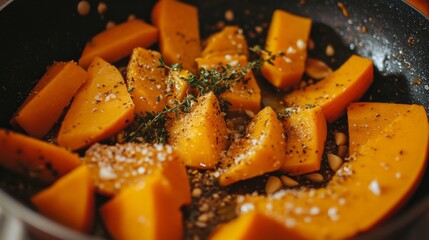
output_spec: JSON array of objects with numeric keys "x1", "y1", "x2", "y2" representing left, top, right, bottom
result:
[{"x1": 0, "y1": 0, "x2": 428, "y2": 239}]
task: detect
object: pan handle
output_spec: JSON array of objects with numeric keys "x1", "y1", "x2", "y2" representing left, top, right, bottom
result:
[
  {"x1": 0, "y1": 206, "x2": 26, "y2": 240},
  {"x1": 0, "y1": 0, "x2": 13, "y2": 11}
]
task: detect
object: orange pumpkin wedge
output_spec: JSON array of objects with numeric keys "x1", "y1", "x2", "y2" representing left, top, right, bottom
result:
[
  {"x1": 0, "y1": 129, "x2": 81, "y2": 183},
  {"x1": 83, "y1": 143, "x2": 191, "y2": 206},
  {"x1": 10, "y1": 61, "x2": 87, "y2": 138},
  {"x1": 78, "y1": 19, "x2": 159, "y2": 69},
  {"x1": 284, "y1": 55, "x2": 373, "y2": 123},
  {"x1": 281, "y1": 106, "x2": 327, "y2": 175},
  {"x1": 31, "y1": 165, "x2": 94, "y2": 233},
  {"x1": 151, "y1": 0, "x2": 201, "y2": 73},
  {"x1": 100, "y1": 170, "x2": 183, "y2": 240},
  {"x1": 262, "y1": 10, "x2": 312, "y2": 90},
  {"x1": 166, "y1": 69, "x2": 191, "y2": 103},
  {"x1": 347, "y1": 102, "x2": 412, "y2": 154},
  {"x1": 202, "y1": 26, "x2": 248, "y2": 59},
  {"x1": 237, "y1": 103, "x2": 429, "y2": 239},
  {"x1": 219, "y1": 107, "x2": 286, "y2": 186},
  {"x1": 57, "y1": 57, "x2": 134, "y2": 151},
  {"x1": 168, "y1": 92, "x2": 227, "y2": 169},
  {"x1": 210, "y1": 211, "x2": 305, "y2": 240},
  {"x1": 126, "y1": 48, "x2": 168, "y2": 114}
]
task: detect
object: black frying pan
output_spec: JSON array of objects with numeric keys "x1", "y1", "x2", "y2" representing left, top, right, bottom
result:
[{"x1": 0, "y1": 0, "x2": 428, "y2": 239}]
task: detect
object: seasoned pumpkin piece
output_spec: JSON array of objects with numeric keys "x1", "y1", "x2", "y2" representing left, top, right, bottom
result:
[
  {"x1": 347, "y1": 102, "x2": 411, "y2": 154},
  {"x1": 31, "y1": 165, "x2": 94, "y2": 233},
  {"x1": 151, "y1": 1, "x2": 201, "y2": 73},
  {"x1": 281, "y1": 106, "x2": 327, "y2": 175},
  {"x1": 238, "y1": 104, "x2": 429, "y2": 240},
  {"x1": 83, "y1": 143, "x2": 191, "y2": 206},
  {"x1": 219, "y1": 107, "x2": 286, "y2": 186},
  {"x1": 284, "y1": 55, "x2": 373, "y2": 123},
  {"x1": 101, "y1": 171, "x2": 183, "y2": 240},
  {"x1": 78, "y1": 19, "x2": 159, "y2": 69},
  {"x1": 127, "y1": 48, "x2": 168, "y2": 114},
  {"x1": 57, "y1": 57, "x2": 134, "y2": 151},
  {"x1": 262, "y1": 10, "x2": 312, "y2": 90},
  {"x1": 202, "y1": 26, "x2": 248, "y2": 59},
  {"x1": 10, "y1": 61, "x2": 87, "y2": 138},
  {"x1": 196, "y1": 55, "x2": 261, "y2": 113},
  {"x1": 166, "y1": 69, "x2": 191, "y2": 103},
  {"x1": 210, "y1": 211, "x2": 305, "y2": 240},
  {"x1": 168, "y1": 92, "x2": 227, "y2": 169},
  {"x1": 0, "y1": 129, "x2": 81, "y2": 183}
]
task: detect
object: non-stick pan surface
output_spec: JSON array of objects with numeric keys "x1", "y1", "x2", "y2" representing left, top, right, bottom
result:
[{"x1": 0, "y1": 0, "x2": 428, "y2": 239}]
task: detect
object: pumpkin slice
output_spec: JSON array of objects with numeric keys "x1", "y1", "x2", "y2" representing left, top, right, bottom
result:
[
  {"x1": 210, "y1": 211, "x2": 304, "y2": 240},
  {"x1": 31, "y1": 165, "x2": 94, "y2": 233},
  {"x1": 127, "y1": 48, "x2": 168, "y2": 114},
  {"x1": 281, "y1": 106, "x2": 327, "y2": 175},
  {"x1": 151, "y1": 0, "x2": 201, "y2": 73},
  {"x1": 10, "y1": 61, "x2": 88, "y2": 138},
  {"x1": 168, "y1": 92, "x2": 227, "y2": 169},
  {"x1": 100, "y1": 170, "x2": 183, "y2": 240},
  {"x1": 262, "y1": 10, "x2": 312, "y2": 90},
  {"x1": 347, "y1": 102, "x2": 412, "y2": 154},
  {"x1": 78, "y1": 19, "x2": 159, "y2": 69},
  {"x1": 0, "y1": 129, "x2": 81, "y2": 183},
  {"x1": 57, "y1": 57, "x2": 134, "y2": 151},
  {"x1": 284, "y1": 55, "x2": 373, "y2": 123},
  {"x1": 202, "y1": 26, "x2": 248, "y2": 59},
  {"x1": 219, "y1": 107, "x2": 286, "y2": 186},
  {"x1": 166, "y1": 68, "x2": 191, "y2": 103},
  {"x1": 237, "y1": 103, "x2": 429, "y2": 239},
  {"x1": 83, "y1": 142, "x2": 191, "y2": 206},
  {"x1": 196, "y1": 55, "x2": 261, "y2": 113}
]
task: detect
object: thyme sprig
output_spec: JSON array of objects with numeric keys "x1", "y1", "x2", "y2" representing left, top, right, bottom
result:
[
  {"x1": 121, "y1": 46, "x2": 284, "y2": 144},
  {"x1": 120, "y1": 95, "x2": 196, "y2": 144}
]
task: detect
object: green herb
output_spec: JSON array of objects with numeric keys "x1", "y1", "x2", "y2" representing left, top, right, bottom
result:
[
  {"x1": 121, "y1": 46, "x2": 283, "y2": 144},
  {"x1": 127, "y1": 87, "x2": 135, "y2": 92},
  {"x1": 305, "y1": 104, "x2": 316, "y2": 109},
  {"x1": 120, "y1": 95, "x2": 196, "y2": 143}
]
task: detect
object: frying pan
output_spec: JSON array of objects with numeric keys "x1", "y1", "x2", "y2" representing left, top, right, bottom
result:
[{"x1": 0, "y1": 0, "x2": 428, "y2": 239}]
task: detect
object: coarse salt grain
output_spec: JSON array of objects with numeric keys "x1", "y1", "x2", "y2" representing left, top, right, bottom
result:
[
  {"x1": 327, "y1": 207, "x2": 339, "y2": 221},
  {"x1": 283, "y1": 57, "x2": 292, "y2": 63},
  {"x1": 296, "y1": 39, "x2": 306, "y2": 50},
  {"x1": 285, "y1": 218, "x2": 296, "y2": 228},
  {"x1": 309, "y1": 206, "x2": 320, "y2": 215},
  {"x1": 395, "y1": 172, "x2": 402, "y2": 179},
  {"x1": 99, "y1": 166, "x2": 117, "y2": 180},
  {"x1": 229, "y1": 60, "x2": 239, "y2": 66},
  {"x1": 338, "y1": 198, "x2": 346, "y2": 205},
  {"x1": 137, "y1": 167, "x2": 146, "y2": 174},
  {"x1": 294, "y1": 207, "x2": 303, "y2": 215},
  {"x1": 286, "y1": 46, "x2": 297, "y2": 54},
  {"x1": 240, "y1": 203, "x2": 255, "y2": 213},
  {"x1": 368, "y1": 179, "x2": 381, "y2": 196}
]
